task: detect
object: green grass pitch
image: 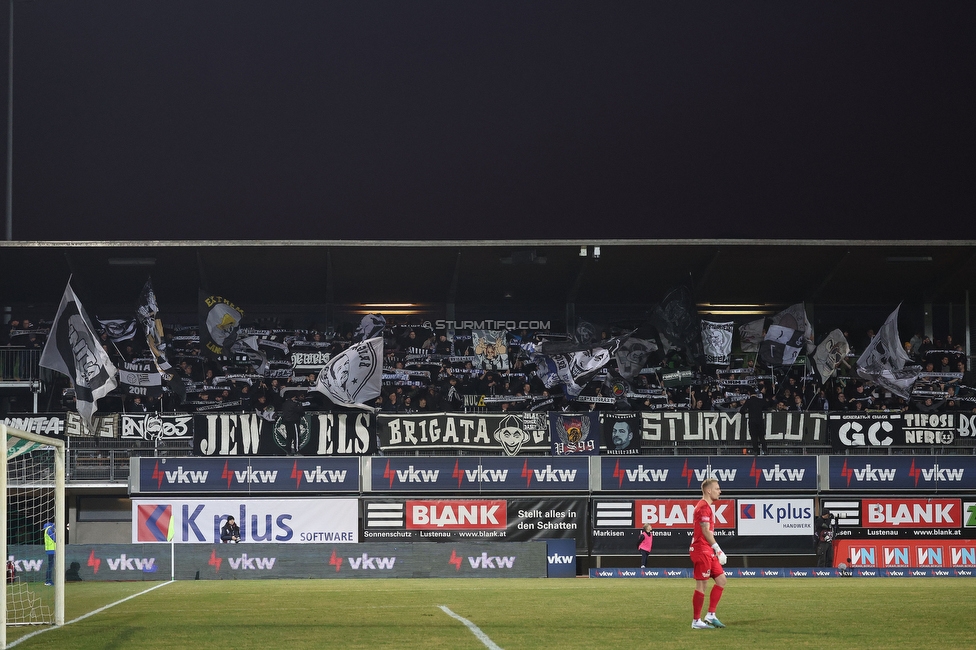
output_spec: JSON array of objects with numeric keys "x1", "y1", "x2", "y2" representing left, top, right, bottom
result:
[{"x1": 7, "y1": 578, "x2": 972, "y2": 649}]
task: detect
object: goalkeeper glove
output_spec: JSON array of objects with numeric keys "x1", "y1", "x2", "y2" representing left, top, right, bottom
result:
[{"x1": 711, "y1": 542, "x2": 727, "y2": 565}]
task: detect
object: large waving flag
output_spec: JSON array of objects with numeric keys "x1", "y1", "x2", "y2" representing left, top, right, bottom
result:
[
  {"x1": 649, "y1": 286, "x2": 702, "y2": 366},
  {"x1": 353, "y1": 313, "x2": 386, "y2": 343},
  {"x1": 233, "y1": 335, "x2": 270, "y2": 376},
  {"x1": 759, "y1": 324, "x2": 807, "y2": 366},
  {"x1": 137, "y1": 277, "x2": 171, "y2": 371},
  {"x1": 614, "y1": 337, "x2": 657, "y2": 380},
  {"x1": 532, "y1": 337, "x2": 624, "y2": 398},
  {"x1": 95, "y1": 317, "x2": 137, "y2": 343},
  {"x1": 312, "y1": 337, "x2": 383, "y2": 410},
  {"x1": 40, "y1": 281, "x2": 119, "y2": 430},
  {"x1": 812, "y1": 329, "x2": 850, "y2": 384},
  {"x1": 740, "y1": 303, "x2": 814, "y2": 354},
  {"x1": 199, "y1": 291, "x2": 244, "y2": 357},
  {"x1": 856, "y1": 305, "x2": 920, "y2": 399}
]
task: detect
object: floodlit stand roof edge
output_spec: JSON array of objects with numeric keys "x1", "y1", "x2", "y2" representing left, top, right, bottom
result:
[{"x1": 1, "y1": 239, "x2": 975, "y2": 249}]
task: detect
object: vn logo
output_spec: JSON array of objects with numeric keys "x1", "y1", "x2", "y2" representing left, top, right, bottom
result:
[
  {"x1": 326, "y1": 549, "x2": 396, "y2": 572},
  {"x1": 848, "y1": 547, "x2": 876, "y2": 567}
]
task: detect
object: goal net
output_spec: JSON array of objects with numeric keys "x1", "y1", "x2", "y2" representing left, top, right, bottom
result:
[{"x1": 1, "y1": 423, "x2": 64, "y2": 647}]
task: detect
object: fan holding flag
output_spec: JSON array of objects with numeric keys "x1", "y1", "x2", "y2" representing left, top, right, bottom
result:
[
  {"x1": 39, "y1": 280, "x2": 119, "y2": 432},
  {"x1": 312, "y1": 337, "x2": 384, "y2": 411}
]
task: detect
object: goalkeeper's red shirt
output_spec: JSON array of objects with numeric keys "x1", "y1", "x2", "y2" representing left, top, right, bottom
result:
[{"x1": 690, "y1": 499, "x2": 713, "y2": 553}]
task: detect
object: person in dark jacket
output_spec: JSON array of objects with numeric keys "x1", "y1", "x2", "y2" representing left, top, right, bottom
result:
[
  {"x1": 220, "y1": 516, "x2": 241, "y2": 543},
  {"x1": 815, "y1": 510, "x2": 836, "y2": 567},
  {"x1": 280, "y1": 392, "x2": 305, "y2": 455},
  {"x1": 739, "y1": 388, "x2": 768, "y2": 455}
]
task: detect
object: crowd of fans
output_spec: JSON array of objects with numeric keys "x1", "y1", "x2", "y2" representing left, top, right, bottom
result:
[{"x1": 1, "y1": 317, "x2": 974, "y2": 418}]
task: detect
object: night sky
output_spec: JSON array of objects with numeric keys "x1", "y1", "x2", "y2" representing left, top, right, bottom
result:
[{"x1": 3, "y1": 1, "x2": 974, "y2": 242}]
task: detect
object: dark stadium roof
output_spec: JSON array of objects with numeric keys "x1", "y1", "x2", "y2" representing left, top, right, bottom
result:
[{"x1": 2, "y1": 239, "x2": 975, "y2": 333}]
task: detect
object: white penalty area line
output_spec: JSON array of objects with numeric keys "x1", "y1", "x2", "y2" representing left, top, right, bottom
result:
[
  {"x1": 438, "y1": 605, "x2": 503, "y2": 650},
  {"x1": 7, "y1": 580, "x2": 175, "y2": 648}
]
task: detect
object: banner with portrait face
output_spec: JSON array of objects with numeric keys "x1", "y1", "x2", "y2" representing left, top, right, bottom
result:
[{"x1": 600, "y1": 412, "x2": 642, "y2": 455}]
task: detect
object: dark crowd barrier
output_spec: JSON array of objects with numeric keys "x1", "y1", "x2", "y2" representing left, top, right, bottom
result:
[{"x1": 7, "y1": 542, "x2": 548, "y2": 581}]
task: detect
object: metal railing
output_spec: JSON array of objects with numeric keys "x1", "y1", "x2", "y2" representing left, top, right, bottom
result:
[
  {"x1": 66, "y1": 438, "x2": 194, "y2": 483},
  {"x1": 0, "y1": 346, "x2": 39, "y2": 382}
]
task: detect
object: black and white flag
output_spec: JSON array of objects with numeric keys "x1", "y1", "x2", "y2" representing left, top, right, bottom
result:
[
  {"x1": 199, "y1": 291, "x2": 244, "y2": 357},
  {"x1": 39, "y1": 282, "x2": 119, "y2": 429},
  {"x1": 614, "y1": 337, "x2": 657, "y2": 380},
  {"x1": 233, "y1": 335, "x2": 269, "y2": 376},
  {"x1": 118, "y1": 360, "x2": 163, "y2": 397},
  {"x1": 312, "y1": 336, "x2": 383, "y2": 410},
  {"x1": 137, "y1": 277, "x2": 171, "y2": 371},
  {"x1": 701, "y1": 320, "x2": 734, "y2": 366},
  {"x1": 856, "y1": 305, "x2": 920, "y2": 399},
  {"x1": 535, "y1": 338, "x2": 622, "y2": 398},
  {"x1": 740, "y1": 303, "x2": 814, "y2": 354},
  {"x1": 650, "y1": 286, "x2": 702, "y2": 365},
  {"x1": 812, "y1": 329, "x2": 850, "y2": 384},
  {"x1": 96, "y1": 318, "x2": 137, "y2": 342},
  {"x1": 353, "y1": 313, "x2": 386, "y2": 343},
  {"x1": 759, "y1": 324, "x2": 807, "y2": 366}
]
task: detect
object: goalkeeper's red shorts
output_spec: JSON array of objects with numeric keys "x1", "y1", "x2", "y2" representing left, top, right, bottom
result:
[{"x1": 690, "y1": 547, "x2": 724, "y2": 581}]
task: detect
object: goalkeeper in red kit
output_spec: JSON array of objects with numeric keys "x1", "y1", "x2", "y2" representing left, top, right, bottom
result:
[{"x1": 689, "y1": 478, "x2": 727, "y2": 629}]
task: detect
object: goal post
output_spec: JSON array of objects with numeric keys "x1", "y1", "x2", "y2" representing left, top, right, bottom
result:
[{"x1": 0, "y1": 423, "x2": 65, "y2": 648}]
